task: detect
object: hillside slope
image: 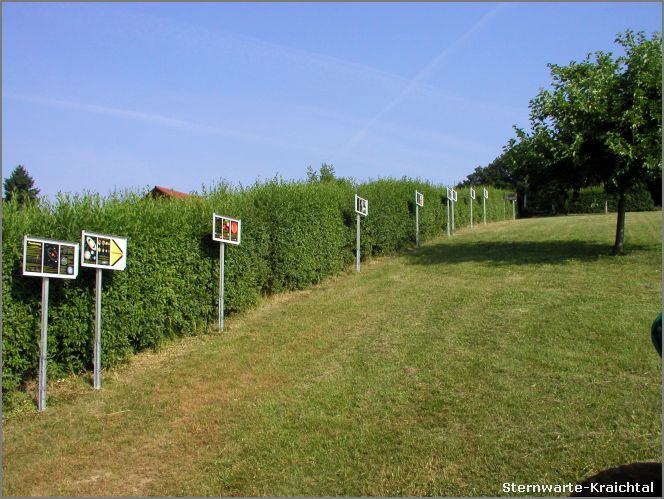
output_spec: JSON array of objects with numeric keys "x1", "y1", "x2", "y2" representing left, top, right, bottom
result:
[{"x1": 2, "y1": 212, "x2": 661, "y2": 496}]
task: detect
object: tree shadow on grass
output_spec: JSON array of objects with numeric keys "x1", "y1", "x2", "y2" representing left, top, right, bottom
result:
[{"x1": 408, "y1": 239, "x2": 653, "y2": 267}]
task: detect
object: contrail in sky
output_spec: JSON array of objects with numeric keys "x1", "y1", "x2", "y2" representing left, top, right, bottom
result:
[
  {"x1": 4, "y1": 93, "x2": 323, "y2": 154},
  {"x1": 334, "y1": 3, "x2": 507, "y2": 161}
]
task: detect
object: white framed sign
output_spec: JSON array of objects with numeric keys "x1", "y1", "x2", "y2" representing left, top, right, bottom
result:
[
  {"x1": 81, "y1": 231, "x2": 127, "y2": 271},
  {"x1": 470, "y1": 188, "x2": 476, "y2": 200},
  {"x1": 452, "y1": 189, "x2": 458, "y2": 202},
  {"x1": 212, "y1": 213, "x2": 241, "y2": 245},
  {"x1": 22, "y1": 236, "x2": 79, "y2": 279},
  {"x1": 355, "y1": 195, "x2": 368, "y2": 216},
  {"x1": 483, "y1": 188, "x2": 489, "y2": 199},
  {"x1": 446, "y1": 187, "x2": 453, "y2": 200},
  {"x1": 415, "y1": 191, "x2": 424, "y2": 207}
]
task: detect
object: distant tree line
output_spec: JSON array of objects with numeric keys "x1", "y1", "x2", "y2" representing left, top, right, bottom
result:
[{"x1": 460, "y1": 30, "x2": 662, "y2": 254}]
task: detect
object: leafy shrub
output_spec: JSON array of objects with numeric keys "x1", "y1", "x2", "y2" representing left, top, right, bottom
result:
[
  {"x1": 565, "y1": 184, "x2": 656, "y2": 213},
  {"x1": 2, "y1": 179, "x2": 507, "y2": 401}
]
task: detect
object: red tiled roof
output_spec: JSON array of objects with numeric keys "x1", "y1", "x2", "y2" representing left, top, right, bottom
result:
[{"x1": 150, "y1": 185, "x2": 193, "y2": 199}]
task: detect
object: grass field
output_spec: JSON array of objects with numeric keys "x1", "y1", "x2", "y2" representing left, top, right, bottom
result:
[{"x1": 2, "y1": 212, "x2": 661, "y2": 496}]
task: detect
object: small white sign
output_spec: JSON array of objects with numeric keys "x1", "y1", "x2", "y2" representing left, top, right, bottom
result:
[
  {"x1": 446, "y1": 187, "x2": 453, "y2": 200},
  {"x1": 452, "y1": 189, "x2": 458, "y2": 202},
  {"x1": 470, "y1": 188, "x2": 476, "y2": 200},
  {"x1": 213, "y1": 214, "x2": 241, "y2": 245},
  {"x1": 415, "y1": 191, "x2": 424, "y2": 207},
  {"x1": 355, "y1": 195, "x2": 368, "y2": 216},
  {"x1": 483, "y1": 188, "x2": 489, "y2": 199},
  {"x1": 81, "y1": 231, "x2": 127, "y2": 271},
  {"x1": 23, "y1": 236, "x2": 79, "y2": 279}
]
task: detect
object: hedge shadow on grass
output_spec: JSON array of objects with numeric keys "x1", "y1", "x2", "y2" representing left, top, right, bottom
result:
[{"x1": 406, "y1": 239, "x2": 652, "y2": 267}]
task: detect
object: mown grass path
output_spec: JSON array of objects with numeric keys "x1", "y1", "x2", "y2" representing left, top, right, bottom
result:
[{"x1": 3, "y1": 212, "x2": 661, "y2": 496}]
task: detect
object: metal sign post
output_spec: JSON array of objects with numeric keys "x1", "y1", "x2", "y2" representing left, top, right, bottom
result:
[
  {"x1": 470, "y1": 188, "x2": 476, "y2": 229},
  {"x1": 451, "y1": 188, "x2": 457, "y2": 234},
  {"x1": 219, "y1": 242, "x2": 225, "y2": 330},
  {"x1": 94, "y1": 269, "x2": 102, "y2": 389},
  {"x1": 415, "y1": 191, "x2": 423, "y2": 248},
  {"x1": 354, "y1": 195, "x2": 368, "y2": 272},
  {"x1": 212, "y1": 214, "x2": 241, "y2": 331},
  {"x1": 81, "y1": 231, "x2": 128, "y2": 389},
  {"x1": 483, "y1": 188, "x2": 488, "y2": 225},
  {"x1": 446, "y1": 188, "x2": 452, "y2": 237},
  {"x1": 38, "y1": 277, "x2": 49, "y2": 412},
  {"x1": 512, "y1": 199, "x2": 516, "y2": 220},
  {"x1": 356, "y1": 214, "x2": 361, "y2": 272},
  {"x1": 23, "y1": 236, "x2": 79, "y2": 411}
]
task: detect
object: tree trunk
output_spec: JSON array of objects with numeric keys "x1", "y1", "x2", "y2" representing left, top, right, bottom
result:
[{"x1": 612, "y1": 192, "x2": 626, "y2": 255}]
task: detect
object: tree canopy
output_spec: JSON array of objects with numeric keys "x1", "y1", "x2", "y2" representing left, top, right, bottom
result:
[
  {"x1": 462, "y1": 30, "x2": 661, "y2": 253},
  {"x1": 3, "y1": 165, "x2": 40, "y2": 206}
]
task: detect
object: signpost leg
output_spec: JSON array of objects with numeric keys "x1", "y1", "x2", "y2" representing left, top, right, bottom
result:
[
  {"x1": 447, "y1": 199, "x2": 450, "y2": 237},
  {"x1": 470, "y1": 198, "x2": 473, "y2": 229},
  {"x1": 483, "y1": 197, "x2": 486, "y2": 225},
  {"x1": 219, "y1": 243, "x2": 225, "y2": 331},
  {"x1": 93, "y1": 268, "x2": 102, "y2": 389},
  {"x1": 356, "y1": 214, "x2": 361, "y2": 272},
  {"x1": 512, "y1": 200, "x2": 516, "y2": 220},
  {"x1": 415, "y1": 205, "x2": 420, "y2": 248},
  {"x1": 38, "y1": 277, "x2": 49, "y2": 412},
  {"x1": 451, "y1": 201, "x2": 455, "y2": 234}
]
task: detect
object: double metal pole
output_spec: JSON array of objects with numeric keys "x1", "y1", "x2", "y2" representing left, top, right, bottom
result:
[
  {"x1": 415, "y1": 205, "x2": 420, "y2": 248},
  {"x1": 38, "y1": 277, "x2": 49, "y2": 412},
  {"x1": 93, "y1": 268, "x2": 102, "y2": 389},
  {"x1": 356, "y1": 214, "x2": 361, "y2": 272},
  {"x1": 219, "y1": 242, "x2": 225, "y2": 331},
  {"x1": 470, "y1": 196, "x2": 473, "y2": 229}
]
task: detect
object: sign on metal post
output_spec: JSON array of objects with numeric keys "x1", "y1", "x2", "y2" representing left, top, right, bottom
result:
[
  {"x1": 505, "y1": 194, "x2": 516, "y2": 220},
  {"x1": 483, "y1": 188, "x2": 489, "y2": 225},
  {"x1": 355, "y1": 195, "x2": 368, "y2": 272},
  {"x1": 470, "y1": 188, "x2": 476, "y2": 229},
  {"x1": 212, "y1": 214, "x2": 241, "y2": 331},
  {"x1": 81, "y1": 231, "x2": 127, "y2": 389},
  {"x1": 415, "y1": 190, "x2": 423, "y2": 248},
  {"x1": 22, "y1": 236, "x2": 80, "y2": 411}
]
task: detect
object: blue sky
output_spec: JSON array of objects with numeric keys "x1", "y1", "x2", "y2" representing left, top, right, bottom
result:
[{"x1": 2, "y1": 2, "x2": 661, "y2": 198}]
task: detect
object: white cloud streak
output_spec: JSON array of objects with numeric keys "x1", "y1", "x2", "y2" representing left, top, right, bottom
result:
[
  {"x1": 334, "y1": 4, "x2": 508, "y2": 160},
  {"x1": 4, "y1": 93, "x2": 324, "y2": 154}
]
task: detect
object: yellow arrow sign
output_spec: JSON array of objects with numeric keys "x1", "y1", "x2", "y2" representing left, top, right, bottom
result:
[{"x1": 110, "y1": 238, "x2": 124, "y2": 267}]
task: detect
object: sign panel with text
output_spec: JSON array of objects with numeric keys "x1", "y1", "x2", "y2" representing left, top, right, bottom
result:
[
  {"x1": 22, "y1": 236, "x2": 79, "y2": 279},
  {"x1": 81, "y1": 231, "x2": 127, "y2": 271}
]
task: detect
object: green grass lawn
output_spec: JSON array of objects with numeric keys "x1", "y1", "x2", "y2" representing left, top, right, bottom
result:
[{"x1": 2, "y1": 212, "x2": 661, "y2": 496}]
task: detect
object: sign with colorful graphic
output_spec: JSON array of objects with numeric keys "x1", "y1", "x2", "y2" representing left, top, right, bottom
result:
[
  {"x1": 415, "y1": 191, "x2": 424, "y2": 207},
  {"x1": 81, "y1": 231, "x2": 127, "y2": 271},
  {"x1": 213, "y1": 214, "x2": 241, "y2": 245},
  {"x1": 22, "y1": 236, "x2": 79, "y2": 279},
  {"x1": 355, "y1": 195, "x2": 368, "y2": 216},
  {"x1": 470, "y1": 187, "x2": 476, "y2": 200}
]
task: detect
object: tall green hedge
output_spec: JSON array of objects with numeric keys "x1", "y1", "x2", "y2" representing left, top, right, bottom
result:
[{"x1": 2, "y1": 179, "x2": 507, "y2": 400}]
